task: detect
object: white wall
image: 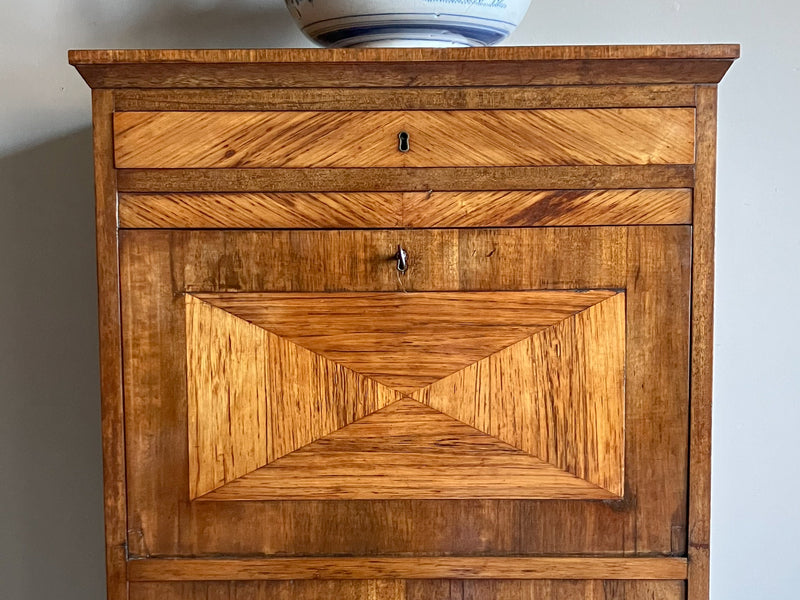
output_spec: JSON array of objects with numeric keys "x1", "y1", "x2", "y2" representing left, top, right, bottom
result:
[{"x1": 1, "y1": 1, "x2": 798, "y2": 598}]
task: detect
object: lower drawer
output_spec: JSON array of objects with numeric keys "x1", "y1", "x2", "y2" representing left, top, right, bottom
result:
[{"x1": 129, "y1": 579, "x2": 685, "y2": 600}]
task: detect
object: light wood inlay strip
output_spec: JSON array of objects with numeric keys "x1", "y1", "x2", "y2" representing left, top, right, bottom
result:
[
  {"x1": 114, "y1": 109, "x2": 695, "y2": 169},
  {"x1": 119, "y1": 189, "x2": 692, "y2": 229},
  {"x1": 116, "y1": 165, "x2": 695, "y2": 193},
  {"x1": 127, "y1": 556, "x2": 689, "y2": 581}
]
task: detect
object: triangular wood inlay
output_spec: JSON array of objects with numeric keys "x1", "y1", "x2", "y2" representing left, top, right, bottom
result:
[
  {"x1": 186, "y1": 295, "x2": 401, "y2": 498},
  {"x1": 198, "y1": 399, "x2": 618, "y2": 501},
  {"x1": 193, "y1": 291, "x2": 616, "y2": 393},
  {"x1": 412, "y1": 293, "x2": 626, "y2": 496}
]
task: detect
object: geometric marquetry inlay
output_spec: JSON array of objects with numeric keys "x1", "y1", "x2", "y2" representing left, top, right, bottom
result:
[{"x1": 185, "y1": 291, "x2": 625, "y2": 500}]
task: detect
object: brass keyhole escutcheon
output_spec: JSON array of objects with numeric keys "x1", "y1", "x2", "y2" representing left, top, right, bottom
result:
[{"x1": 398, "y1": 131, "x2": 410, "y2": 153}]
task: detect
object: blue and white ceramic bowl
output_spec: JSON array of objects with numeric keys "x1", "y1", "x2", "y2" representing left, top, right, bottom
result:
[{"x1": 285, "y1": 0, "x2": 532, "y2": 48}]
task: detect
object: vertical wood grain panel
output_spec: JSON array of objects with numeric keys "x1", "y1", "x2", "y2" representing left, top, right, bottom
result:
[
  {"x1": 121, "y1": 232, "x2": 188, "y2": 556},
  {"x1": 687, "y1": 84, "x2": 718, "y2": 600},
  {"x1": 625, "y1": 226, "x2": 692, "y2": 553},
  {"x1": 186, "y1": 296, "x2": 268, "y2": 498},
  {"x1": 91, "y1": 89, "x2": 128, "y2": 600}
]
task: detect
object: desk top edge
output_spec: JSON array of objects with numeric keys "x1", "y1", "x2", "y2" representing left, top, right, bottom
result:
[{"x1": 69, "y1": 44, "x2": 740, "y2": 65}]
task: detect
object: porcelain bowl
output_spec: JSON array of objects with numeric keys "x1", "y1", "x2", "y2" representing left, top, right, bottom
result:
[{"x1": 285, "y1": 0, "x2": 532, "y2": 48}]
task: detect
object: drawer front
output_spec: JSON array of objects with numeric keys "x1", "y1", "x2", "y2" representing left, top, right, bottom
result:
[
  {"x1": 113, "y1": 108, "x2": 695, "y2": 169},
  {"x1": 129, "y1": 580, "x2": 686, "y2": 600},
  {"x1": 120, "y1": 226, "x2": 690, "y2": 558},
  {"x1": 118, "y1": 189, "x2": 693, "y2": 229}
]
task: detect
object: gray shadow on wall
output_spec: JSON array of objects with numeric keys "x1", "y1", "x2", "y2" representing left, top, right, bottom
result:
[{"x1": 0, "y1": 129, "x2": 105, "y2": 599}]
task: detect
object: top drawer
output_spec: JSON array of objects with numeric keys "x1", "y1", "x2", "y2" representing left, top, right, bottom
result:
[{"x1": 113, "y1": 109, "x2": 695, "y2": 169}]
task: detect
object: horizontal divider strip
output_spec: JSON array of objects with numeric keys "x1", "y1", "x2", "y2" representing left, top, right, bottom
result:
[
  {"x1": 113, "y1": 85, "x2": 698, "y2": 111},
  {"x1": 127, "y1": 556, "x2": 688, "y2": 582},
  {"x1": 119, "y1": 189, "x2": 692, "y2": 229},
  {"x1": 117, "y1": 166, "x2": 695, "y2": 193}
]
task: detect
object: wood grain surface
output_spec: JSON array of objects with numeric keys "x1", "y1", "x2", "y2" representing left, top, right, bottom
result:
[
  {"x1": 119, "y1": 226, "x2": 690, "y2": 558},
  {"x1": 193, "y1": 290, "x2": 617, "y2": 392},
  {"x1": 70, "y1": 45, "x2": 741, "y2": 64},
  {"x1": 119, "y1": 189, "x2": 692, "y2": 229},
  {"x1": 201, "y1": 399, "x2": 618, "y2": 501},
  {"x1": 116, "y1": 165, "x2": 695, "y2": 193},
  {"x1": 186, "y1": 296, "x2": 269, "y2": 498},
  {"x1": 120, "y1": 192, "x2": 402, "y2": 229},
  {"x1": 127, "y1": 556, "x2": 688, "y2": 581},
  {"x1": 187, "y1": 295, "x2": 402, "y2": 497},
  {"x1": 402, "y1": 189, "x2": 692, "y2": 228},
  {"x1": 91, "y1": 89, "x2": 128, "y2": 600},
  {"x1": 129, "y1": 579, "x2": 686, "y2": 600},
  {"x1": 73, "y1": 46, "x2": 735, "y2": 600},
  {"x1": 413, "y1": 293, "x2": 625, "y2": 496},
  {"x1": 70, "y1": 45, "x2": 738, "y2": 89},
  {"x1": 114, "y1": 109, "x2": 695, "y2": 169},
  {"x1": 113, "y1": 85, "x2": 699, "y2": 112},
  {"x1": 687, "y1": 84, "x2": 718, "y2": 600},
  {"x1": 187, "y1": 290, "x2": 623, "y2": 499}
]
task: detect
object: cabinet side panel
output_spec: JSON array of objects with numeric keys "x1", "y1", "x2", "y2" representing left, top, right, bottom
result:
[
  {"x1": 92, "y1": 88, "x2": 127, "y2": 599},
  {"x1": 687, "y1": 85, "x2": 718, "y2": 600}
]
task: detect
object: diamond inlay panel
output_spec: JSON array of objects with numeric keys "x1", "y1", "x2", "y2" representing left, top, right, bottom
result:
[{"x1": 186, "y1": 291, "x2": 626, "y2": 500}]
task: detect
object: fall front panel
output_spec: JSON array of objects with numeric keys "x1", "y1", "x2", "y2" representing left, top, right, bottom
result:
[{"x1": 120, "y1": 226, "x2": 690, "y2": 557}]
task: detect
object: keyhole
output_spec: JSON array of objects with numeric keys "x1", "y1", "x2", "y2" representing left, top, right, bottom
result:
[
  {"x1": 394, "y1": 245, "x2": 408, "y2": 273},
  {"x1": 398, "y1": 131, "x2": 410, "y2": 153}
]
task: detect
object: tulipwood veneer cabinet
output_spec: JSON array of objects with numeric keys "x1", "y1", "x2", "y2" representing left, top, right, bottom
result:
[{"x1": 70, "y1": 45, "x2": 737, "y2": 600}]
